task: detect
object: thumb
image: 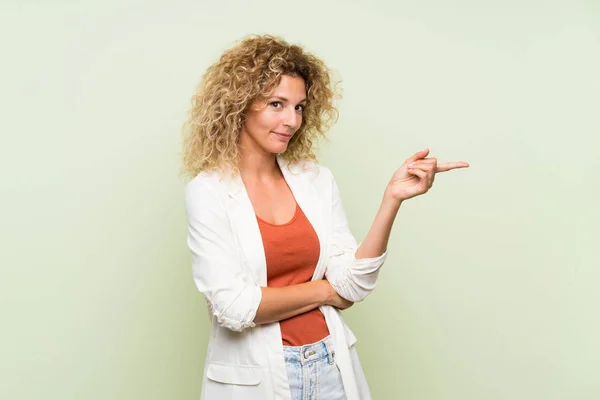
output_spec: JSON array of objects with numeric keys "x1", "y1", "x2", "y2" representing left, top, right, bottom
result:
[{"x1": 405, "y1": 148, "x2": 430, "y2": 164}]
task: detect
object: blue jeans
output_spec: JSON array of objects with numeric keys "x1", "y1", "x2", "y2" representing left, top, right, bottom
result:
[{"x1": 283, "y1": 335, "x2": 347, "y2": 400}]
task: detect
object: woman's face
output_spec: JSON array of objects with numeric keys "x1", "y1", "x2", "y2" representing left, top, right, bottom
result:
[{"x1": 240, "y1": 74, "x2": 307, "y2": 157}]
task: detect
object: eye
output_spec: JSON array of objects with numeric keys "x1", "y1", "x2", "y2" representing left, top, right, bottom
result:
[
  {"x1": 296, "y1": 104, "x2": 305, "y2": 112},
  {"x1": 270, "y1": 101, "x2": 283, "y2": 109}
]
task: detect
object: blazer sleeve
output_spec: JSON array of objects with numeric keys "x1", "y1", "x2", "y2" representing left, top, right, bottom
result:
[
  {"x1": 324, "y1": 169, "x2": 388, "y2": 302},
  {"x1": 184, "y1": 178, "x2": 262, "y2": 332}
]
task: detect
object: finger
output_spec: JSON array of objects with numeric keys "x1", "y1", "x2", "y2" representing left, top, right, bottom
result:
[
  {"x1": 405, "y1": 148, "x2": 430, "y2": 164},
  {"x1": 436, "y1": 161, "x2": 470, "y2": 173},
  {"x1": 408, "y1": 160, "x2": 436, "y2": 170},
  {"x1": 407, "y1": 166, "x2": 427, "y2": 179},
  {"x1": 408, "y1": 165, "x2": 435, "y2": 185}
]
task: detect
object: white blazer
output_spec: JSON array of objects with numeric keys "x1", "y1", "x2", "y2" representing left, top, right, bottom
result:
[{"x1": 184, "y1": 156, "x2": 387, "y2": 400}]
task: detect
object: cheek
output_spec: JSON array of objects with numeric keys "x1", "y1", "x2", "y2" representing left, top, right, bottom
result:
[
  {"x1": 256, "y1": 113, "x2": 281, "y2": 133},
  {"x1": 266, "y1": 112, "x2": 282, "y2": 126},
  {"x1": 245, "y1": 113, "x2": 269, "y2": 133},
  {"x1": 245, "y1": 109, "x2": 283, "y2": 136}
]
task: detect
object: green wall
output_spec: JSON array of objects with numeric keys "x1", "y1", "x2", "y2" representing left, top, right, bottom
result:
[{"x1": 2, "y1": 0, "x2": 598, "y2": 399}]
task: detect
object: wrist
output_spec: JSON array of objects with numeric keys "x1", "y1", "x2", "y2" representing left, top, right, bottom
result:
[
  {"x1": 382, "y1": 188, "x2": 403, "y2": 209},
  {"x1": 317, "y1": 280, "x2": 334, "y2": 306}
]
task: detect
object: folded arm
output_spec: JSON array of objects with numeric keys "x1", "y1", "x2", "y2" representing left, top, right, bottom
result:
[{"x1": 185, "y1": 178, "x2": 350, "y2": 331}]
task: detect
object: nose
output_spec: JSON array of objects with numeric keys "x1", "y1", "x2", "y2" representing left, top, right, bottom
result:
[{"x1": 282, "y1": 107, "x2": 301, "y2": 131}]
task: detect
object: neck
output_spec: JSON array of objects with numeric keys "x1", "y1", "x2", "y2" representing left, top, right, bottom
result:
[
  {"x1": 239, "y1": 147, "x2": 281, "y2": 182},
  {"x1": 238, "y1": 128, "x2": 283, "y2": 181}
]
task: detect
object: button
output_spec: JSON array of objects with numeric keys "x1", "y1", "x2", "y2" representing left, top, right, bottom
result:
[{"x1": 303, "y1": 350, "x2": 316, "y2": 359}]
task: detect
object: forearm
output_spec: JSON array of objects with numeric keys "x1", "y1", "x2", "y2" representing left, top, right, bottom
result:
[
  {"x1": 355, "y1": 191, "x2": 402, "y2": 260},
  {"x1": 253, "y1": 280, "x2": 330, "y2": 325}
]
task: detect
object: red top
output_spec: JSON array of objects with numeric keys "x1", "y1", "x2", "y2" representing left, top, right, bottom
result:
[{"x1": 256, "y1": 203, "x2": 330, "y2": 346}]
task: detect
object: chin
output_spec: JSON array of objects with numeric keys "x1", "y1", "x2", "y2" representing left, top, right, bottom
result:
[
  {"x1": 262, "y1": 136, "x2": 291, "y2": 154},
  {"x1": 269, "y1": 144, "x2": 289, "y2": 154}
]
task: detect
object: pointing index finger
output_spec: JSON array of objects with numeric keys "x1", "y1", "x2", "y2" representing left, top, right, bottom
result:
[{"x1": 436, "y1": 161, "x2": 470, "y2": 172}]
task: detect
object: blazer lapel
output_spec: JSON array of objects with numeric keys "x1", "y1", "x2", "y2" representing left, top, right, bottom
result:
[
  {"x1": 223, "y1": 173, "x2": 268, "y2": 286},
  {"x1": 277, "y1": 157, "x2": 328, "y2": 281}
]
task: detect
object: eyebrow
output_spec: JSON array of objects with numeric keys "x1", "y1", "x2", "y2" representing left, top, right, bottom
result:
[{"x1": 269, "y1": 95, "x2": 307, "y2": 104}]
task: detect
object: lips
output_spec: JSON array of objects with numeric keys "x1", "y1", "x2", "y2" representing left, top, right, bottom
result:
[{"x1": 273, "y1": 132, "x2": 293, "y2": 139}]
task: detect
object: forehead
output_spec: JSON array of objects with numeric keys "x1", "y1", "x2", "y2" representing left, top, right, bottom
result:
[{"x1": 269, "y1": 75, "x2": 306, "y2": 99}]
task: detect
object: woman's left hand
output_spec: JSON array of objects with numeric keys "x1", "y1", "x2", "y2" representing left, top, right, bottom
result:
[{"x1": 385, "y1": 149, "x2": 469, "y2": 202}]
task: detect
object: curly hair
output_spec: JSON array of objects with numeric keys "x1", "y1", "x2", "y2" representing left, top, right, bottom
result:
[{"x1": 180, "y1": 34, "x2": 341, "y2": 179}]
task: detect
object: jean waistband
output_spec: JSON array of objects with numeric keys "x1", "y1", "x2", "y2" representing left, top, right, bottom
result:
[{"x1": 283, "y1": 335, "x2": 336, "y2": 365}]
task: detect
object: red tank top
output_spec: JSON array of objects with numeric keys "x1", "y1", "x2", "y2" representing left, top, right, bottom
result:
[{"x1": 256, "y1": 203, "x2": 330, "y2": 346}]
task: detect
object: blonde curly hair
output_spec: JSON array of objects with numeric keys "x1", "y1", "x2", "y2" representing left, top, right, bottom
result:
[{"x1": 180, "y1": 34, "x2": 341, "y2": 179}]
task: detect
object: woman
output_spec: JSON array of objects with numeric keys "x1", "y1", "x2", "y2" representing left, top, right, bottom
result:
[{"x1": 181, "y1": 34, "x2": 468, "y2": 400}]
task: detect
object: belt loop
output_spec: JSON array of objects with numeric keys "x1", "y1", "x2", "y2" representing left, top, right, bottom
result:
[{"x1": 324, "y1": 337, "x2": 335, "y2": 365}]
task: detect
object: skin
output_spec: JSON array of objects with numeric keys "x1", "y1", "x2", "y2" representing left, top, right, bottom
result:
[{"x1": 238, "y1": 75, "x2": 469, "y2": 325}]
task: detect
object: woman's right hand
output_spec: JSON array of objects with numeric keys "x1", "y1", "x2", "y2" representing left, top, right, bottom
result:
[{"x1": 321, "y1": 280, "x2": 354, "y2": 310}]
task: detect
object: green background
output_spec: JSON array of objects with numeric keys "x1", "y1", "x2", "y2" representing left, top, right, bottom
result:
[{"x1": 2, "y1": 0, "x2": 599, "y2": 399}]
